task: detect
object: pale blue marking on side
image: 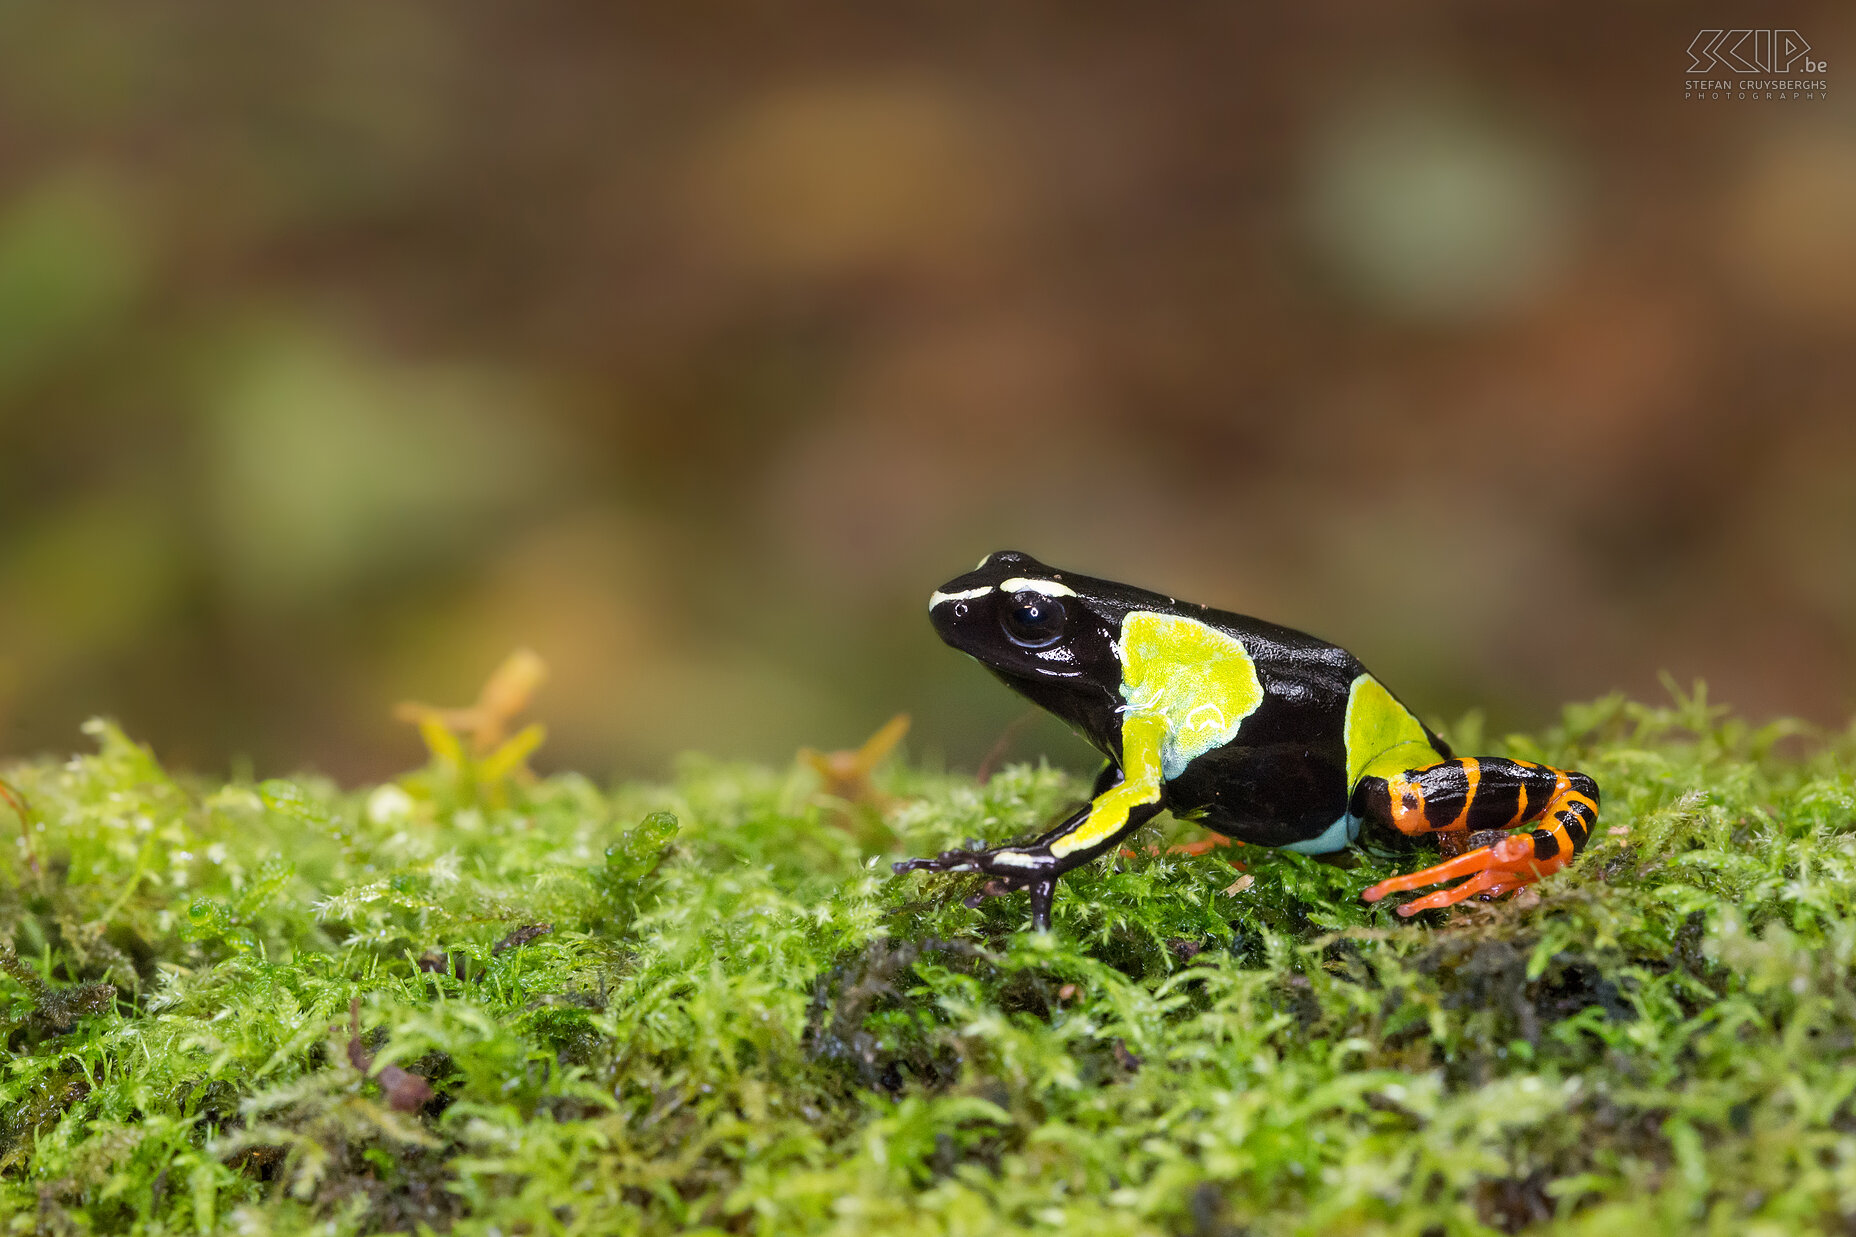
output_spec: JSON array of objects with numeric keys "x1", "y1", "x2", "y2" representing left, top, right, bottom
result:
[{"x1": 1281, "y1": 812, "x2": 1361, "y2": 855}]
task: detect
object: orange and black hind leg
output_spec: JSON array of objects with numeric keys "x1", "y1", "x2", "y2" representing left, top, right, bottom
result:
[{"x1": 1353, "y1": 758, "x2": 1599, "y2": 916}]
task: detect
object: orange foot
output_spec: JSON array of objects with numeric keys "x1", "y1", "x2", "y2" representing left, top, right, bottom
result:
[
  {"x1": 1361, "y1": 833, "x2": 1565, "y2": 917},
  {"x1": 1168, "y1": 835, "x2": 1239, "y2": 858},
  {"x1": 1122, "y1": 834, "x2": 1245, "y2": 863}
]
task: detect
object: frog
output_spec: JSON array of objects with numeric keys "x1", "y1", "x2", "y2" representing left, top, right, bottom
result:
[{"x1": 894, "y1": 551, "x2": 1600, "y2": 929}]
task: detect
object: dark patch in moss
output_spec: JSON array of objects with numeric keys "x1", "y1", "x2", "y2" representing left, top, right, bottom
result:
[
  {"x1": 1417, "y1": 937, "x2": 1632, "y2": 1048},
  {"x1": 492, "y1": 922, "x2": 553, "y2": 953},
  {"x1": 1226, "y1": 924, "x2": 1268, "y2": 968},
  {"x1": 1, "y1": 940, "x2": 116, "y2": 1041},
  {"x1": 1185, "y1": 1181, "x2": 1249, "y2": 1236},
  {"x1": 522, "y1": 1007, "x2": 600, "y2": 1065},
  {"x1": 1169, "y1": 938, "x2": 1209, "y2": 964},
  {"x1": 1276, "y1": 972, "x2": 1322, "y2": 1031},
  {"x1": 0, "y1": 1065, "x2": 89, "y2": 1167},
  {"x1": 227, "y1": 1143, "x2": 289, "y2": 1182},
  {"x1": 417, "y1": 950, "x2": 472, "y2": 981},
  {"x1": 1322, "y1": 935, "x2": 1378, "y2": 988},
  {"x1": 345, "y1": 998, "x2": 433, "y2": 1113},
  {"x1": 1476, "y1": 1168, "x2": 1555, "y2": 1233},
  {"x1": 805, "y1": 937, "x2": 986, "y2": 1092},
  {"x1": 311, "y1": 1141, "x2": 465, "y2": 1234},
  {"x1": 174, "y1": 1078, "x2": 242, "y2": 1128}
]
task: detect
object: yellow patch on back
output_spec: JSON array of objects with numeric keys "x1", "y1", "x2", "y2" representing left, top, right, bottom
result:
[
  {"x1": 1117, "y1": 611, "x2": 1264, "y2": 780},
  {"x1": 1344, "y1": 674, "x2": 1441, "y2": 788}
]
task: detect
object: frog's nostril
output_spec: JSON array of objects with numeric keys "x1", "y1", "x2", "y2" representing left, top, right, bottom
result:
[{"x1": 953, "y1": 602, "x2": 969, "y2": 619}]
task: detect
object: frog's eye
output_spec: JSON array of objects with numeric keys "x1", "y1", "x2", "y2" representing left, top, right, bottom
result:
[{"x1": 1001, "y1": 590, "x2": 1067, "y2": 649}]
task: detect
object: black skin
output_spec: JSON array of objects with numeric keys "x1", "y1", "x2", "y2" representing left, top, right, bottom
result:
[{"x1": 894, "y1": 551, "x2": 1452, "y2": 928}]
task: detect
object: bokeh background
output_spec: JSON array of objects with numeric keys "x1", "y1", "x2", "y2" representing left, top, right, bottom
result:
[{"x1": 0, "y1": 3, "x2": 1852, "y2": 782}]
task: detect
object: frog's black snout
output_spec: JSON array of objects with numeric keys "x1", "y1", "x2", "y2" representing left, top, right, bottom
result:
[
  {"x1": 927, "y1": 592, "x2": 978, "y2": 644},
  {"x1": 928, "y1": 549, "x2": 1064, "y2": 649}
]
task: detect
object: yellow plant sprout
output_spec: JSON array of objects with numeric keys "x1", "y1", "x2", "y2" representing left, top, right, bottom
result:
[
  {"x1": 799, "y1": 712, "x2": 910, "y2": 807},
  {"x1": 396, "y1": 648, "x2": 550, "y2": 807}
]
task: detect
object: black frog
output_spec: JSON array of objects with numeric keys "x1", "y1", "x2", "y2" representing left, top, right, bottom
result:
[{"x1": 895, "y1": 552, "x2": 1600, "y2": 929}]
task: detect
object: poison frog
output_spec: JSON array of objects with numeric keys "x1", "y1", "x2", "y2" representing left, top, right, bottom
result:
[{"x1": 895, "y1": 551, "x2": 1600, "y2": 929}]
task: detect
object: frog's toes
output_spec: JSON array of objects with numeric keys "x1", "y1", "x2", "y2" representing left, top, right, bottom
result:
[
  {"x1": 963, "y1": 877, "x2": 1020, "y2": 907},
  {"x1": 962, "y1": 874, "x2": 1057, "y2": 929},
  {"x1": 894, "y1": 851, "x2": 1058, "y2": 928},
  {"x1": 894, "y1": 845, "x2": 1054, "y2": 878},
  {"x1": 893, "y1": 850, "x2": 977, "y2": 874},
  {"x1": 1362, "y1": 833, "x2": 1563, "y2": 917}
]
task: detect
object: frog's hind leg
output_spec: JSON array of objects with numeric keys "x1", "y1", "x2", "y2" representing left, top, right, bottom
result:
[{"x1": 1353, "y1": 758, "x2": 1599, "y2": 916}]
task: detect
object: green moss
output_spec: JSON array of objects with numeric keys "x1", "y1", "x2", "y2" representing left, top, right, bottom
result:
[{"x1": 4, "y1": 691, "x2": 1856, "y2": 1234}]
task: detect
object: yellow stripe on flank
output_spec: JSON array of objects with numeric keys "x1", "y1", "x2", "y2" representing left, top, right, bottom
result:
[
  {"x1": 1051, "y1": 713, "x2": 1166, "y2": 858},
  {"x1": 1344, "y1": 673, "x2": 1442, "y2": 789}
]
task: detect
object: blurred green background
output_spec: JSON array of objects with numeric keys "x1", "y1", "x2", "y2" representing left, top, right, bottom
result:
[{"x1": 0, "y1": 4, "x2": 1852, "y2": 781}]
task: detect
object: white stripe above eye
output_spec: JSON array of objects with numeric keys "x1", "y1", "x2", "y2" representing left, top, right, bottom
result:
[
  {"x1": 929, "y1": 585, "x2": 995, "y2": 610},
  {"x1": 999, "y1": 577, "x2": 1077, "y2": 598}
]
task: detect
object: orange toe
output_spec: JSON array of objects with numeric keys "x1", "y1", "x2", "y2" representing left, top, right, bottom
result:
[
  {"x1": 1364, "y1": 834, "x2": 1537, "y2": 901},
  {"x1": 1366, "y1": 833, "x2": 1568, "y2": 914},
  {"x1": 1393, "y1": 868, "x2": 1517, "y2": 916}
]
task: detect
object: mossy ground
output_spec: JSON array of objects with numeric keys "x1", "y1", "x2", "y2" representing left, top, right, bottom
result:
[{"x1": 5, "y1": 689, "x2": 1856, "y2": 1235}]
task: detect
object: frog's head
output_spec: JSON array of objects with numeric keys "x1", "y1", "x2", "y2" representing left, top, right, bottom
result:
[{"x1": 928, "y1": 551, "x2": 1124, "y2": 730}]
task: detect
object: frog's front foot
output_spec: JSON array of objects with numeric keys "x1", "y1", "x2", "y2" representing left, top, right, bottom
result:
[
  {"x1": 892, "y1": 841, "x2": 1054, "y2": 878},
  {"x1": 893, "y1": 847, "x2": 1059, "y2": 929}
]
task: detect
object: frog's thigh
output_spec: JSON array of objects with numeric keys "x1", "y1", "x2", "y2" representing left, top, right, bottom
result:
[
  {"x1": 1353, "y1": 757, "x2": 1592, "y2": 842},
  {"x1": 1048, "y1": 713, "x2": 1167, "y2": 859},
  {"x1": 1356, "y1": 757, "x2": 1601, "y2": 914}
]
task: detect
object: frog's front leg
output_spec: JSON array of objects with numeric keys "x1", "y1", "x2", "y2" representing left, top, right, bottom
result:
[
  {"x1": 894, "y1": 714, "x2": 1169, "y2": 929},
  {"x1": 1354, "y1": 757, "x2": 1600, "y2": 916}
]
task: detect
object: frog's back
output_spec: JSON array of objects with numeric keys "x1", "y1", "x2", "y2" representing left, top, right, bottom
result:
[
  {"x1": 1191, "y1": 604, "x2": 1365, "y2": 697},
  {"x1": 1073, "y1": 573, "x2": 1373, "y2": 711},
  {"x1": 1130, "y1": 599, "x2": 1449, "y2": 850}
]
